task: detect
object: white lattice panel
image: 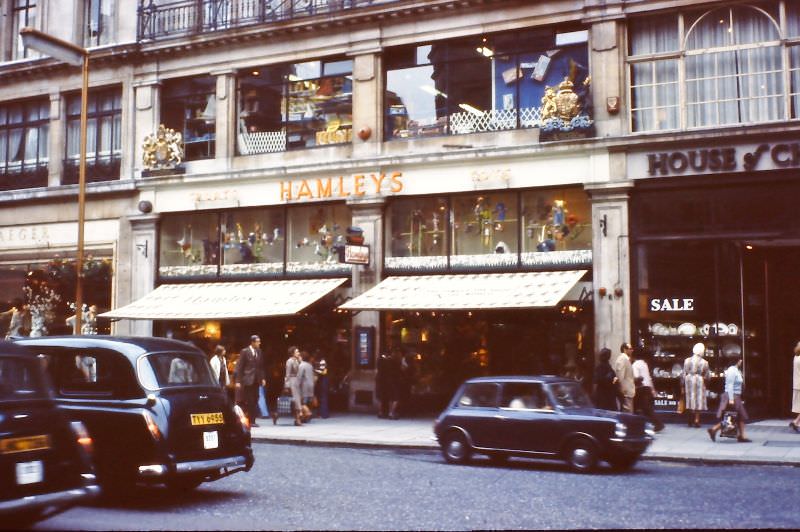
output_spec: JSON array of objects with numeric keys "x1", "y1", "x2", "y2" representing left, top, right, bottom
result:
[
  {"x1": 239, "y1": 130, "x2": 287, "y2": 154},
  {"x1": 449, "y1": 106, "x2": 542, "y2": 134}
]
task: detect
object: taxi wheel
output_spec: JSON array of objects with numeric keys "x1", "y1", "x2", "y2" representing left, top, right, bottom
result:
[
  {"x1": 442, "y1": 431, "x2": 472, "y2": 464},
  {"x1": 565, "y1": 438, "x2": 597, "y2": 473}
]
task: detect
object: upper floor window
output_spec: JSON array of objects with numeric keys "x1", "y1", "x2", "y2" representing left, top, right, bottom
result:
[
  {"x1": 83, "y1": 0, "x2": 113, "y2": 47},
  {"x1": 237, "y1": 58, "x2": 353, "y2": 155},
  {"x1": 11, "y1": 0, "x2": 38, "y2": 60},
  {"x1": 162, "y1": 76, "x2": 216, "y2": 161},
  {"x1": 64, "y1": 87, "x2": 122, "y2": 184},
  {"x1": 628, "y1": 2, "x2": 800, "y2": 132},
  {"x1": 0, "y1": 98, "x2": 49, "y2": 190},
  {"x1": 384, "y1": 28, "x2": 590, "y2": 139}
]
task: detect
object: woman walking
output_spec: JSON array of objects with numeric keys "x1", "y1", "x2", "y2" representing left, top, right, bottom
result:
[
  {"x1": 790, "y1": 342, "x2": 800, "y2": 432},
  {"x1": 708, "y1": 355, "x2": 751, "y2": 443},
  {"x1": 683, "y1": 342, "x2": 709, "y2": 427},
  {"x1": 284, "y1": 346, "x2": 303, "y2": 426}
]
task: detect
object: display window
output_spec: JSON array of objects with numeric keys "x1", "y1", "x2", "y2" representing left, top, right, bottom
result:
[
  {"x1": 520, "y1": 187, "x2": 591, "y2": 267},
  {"x1": 285, "y1": 203, "x2": 350, "y2": 275},
  {"x1": 159, "y1": 212, "x2": 220, "y2": 278},
  {"x1": 221, "y1": 207, "x2": 285, "y2": 277},
  {"x1": 384, "y1": 27, "x2": 590, "y2": 139},
  {"x1": 450, "y1": 192, "x2": 518, "y2": 270},
  {"x1": 385, "y1": 196, "x2": 448, "y2": 271},
  {"x1": 237, "y1": 58, "x2": 353, "y2": 154}
]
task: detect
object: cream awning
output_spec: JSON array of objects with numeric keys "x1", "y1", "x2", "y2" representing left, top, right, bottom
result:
[
  {"x1": 100, "y1": 278, "x2": 347, "y2": 320},
  {"x1": 339, "y1": 271, "x2": 587, "y2": 311}
]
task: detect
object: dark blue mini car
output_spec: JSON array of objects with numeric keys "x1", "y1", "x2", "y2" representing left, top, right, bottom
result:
[
  {"x1": 15, "y1": 336, "x2": 254, "y2": 493},
  {"x1": 434, "y1": 376, "x2": 654, "y2": 472},
  {"x1": 0, "y1": 344, "x2": 99, "y2": 525}
]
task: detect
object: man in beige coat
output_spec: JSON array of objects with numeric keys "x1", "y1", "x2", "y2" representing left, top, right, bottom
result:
[{"x1": 614, "y1": 343, "x2": 636, "y2": 413}]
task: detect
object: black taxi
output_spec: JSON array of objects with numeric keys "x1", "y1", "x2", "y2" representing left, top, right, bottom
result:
[
  {"x1": 15, "y1": 336, "x2": 254, "y2": 493},
  {"x1": 0, "y1": 343, "x2": 99, "y2": 526},
  {"x1": 434, "y1": 376, "x2": 654, "y2": 472}
]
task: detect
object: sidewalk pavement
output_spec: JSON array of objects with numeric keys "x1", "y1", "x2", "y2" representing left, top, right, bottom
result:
[{"x1": 250, "y1": 414, "x2": 800, "y2": 466}]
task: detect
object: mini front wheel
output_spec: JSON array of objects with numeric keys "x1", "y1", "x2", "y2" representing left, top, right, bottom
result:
[
  {"x1": 441, "y1": 431, "x2": 472, "y2": 464},
  {"x1": 565, "y1": 439, "x2": 597, "y2": 473}
]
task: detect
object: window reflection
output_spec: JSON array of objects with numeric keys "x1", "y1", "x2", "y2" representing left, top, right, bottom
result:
[
  {"x1": 237, "y1": 58, "x2": 353, "y2": 154},
  {"x1": 385, "y1": 28, "x2": 590, "y2": 139},
  {"x1": 162, "y1": 76, "x2": 216, "y2": 161}
]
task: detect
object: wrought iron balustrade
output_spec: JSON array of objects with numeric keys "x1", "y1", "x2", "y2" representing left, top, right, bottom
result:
[{"x1": 138, "y1": 0, "x2": 394, "y2": 40}]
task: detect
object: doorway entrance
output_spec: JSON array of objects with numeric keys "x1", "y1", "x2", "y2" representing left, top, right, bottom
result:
[{"x1": 741, "y1": 244, "x2": 800, "y2": 417}]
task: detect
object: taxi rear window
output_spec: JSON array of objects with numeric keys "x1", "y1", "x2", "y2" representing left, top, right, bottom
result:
[
  {"x1": 0, "y1": 356, "x2": 48, "y2": 400},
  {"x1": 138, "y1": 353, "x2": 216, "y2": 389}
]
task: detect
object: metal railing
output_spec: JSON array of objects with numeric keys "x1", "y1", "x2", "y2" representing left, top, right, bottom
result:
[{"x1": 137, "y1": 0, "x2": 394, "y2": 40}]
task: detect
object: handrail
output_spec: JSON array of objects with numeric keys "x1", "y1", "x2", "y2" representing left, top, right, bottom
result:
[{"x1": 137, "y1": 0, "x2": 392, "y2": 41}]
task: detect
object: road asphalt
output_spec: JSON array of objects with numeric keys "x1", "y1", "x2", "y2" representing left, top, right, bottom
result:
[{"x1": 249, "y1": 413, "x2": 800, "y2": 466}]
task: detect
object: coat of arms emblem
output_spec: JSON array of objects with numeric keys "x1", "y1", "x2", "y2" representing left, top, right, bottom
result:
[{"x1": 142, "y1": 124, "x2": 183, "y2": 171}]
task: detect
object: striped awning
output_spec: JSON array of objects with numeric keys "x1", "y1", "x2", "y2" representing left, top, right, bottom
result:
[
  {"x1": 100, "y1": 278, "x2": 347, "y2": 320},
  {"x1": 339, "y1": 271, "x2": 587, "y2": 311}
]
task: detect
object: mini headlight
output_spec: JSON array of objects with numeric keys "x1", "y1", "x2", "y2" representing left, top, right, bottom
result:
[{"x1": 614, "y1": 421, "x2": 627, "y2": 438}]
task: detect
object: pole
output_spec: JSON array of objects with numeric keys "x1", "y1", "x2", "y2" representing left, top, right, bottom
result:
[{"x1": 74, "y1": 53, "x2": 88, "y2": 334}]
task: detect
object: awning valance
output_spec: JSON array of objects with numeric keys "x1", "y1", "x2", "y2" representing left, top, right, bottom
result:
[
  {"x1": 100, "y1": 278, "x2": 347, "y2": 320},
  {"x1": 339, "y1": 271, "x2": 587, "y2": 311}
]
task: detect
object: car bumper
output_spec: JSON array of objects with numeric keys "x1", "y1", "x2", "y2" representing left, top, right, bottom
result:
[
  {"x1": 138, "y1": 451, "x2": 255, "y2": 482},
  {"x1": 0, "y1": 482, "x2": 100, "y2": 514},
  {"x1": 607, "y1": 436, "x2": 652, "y2": 455}
]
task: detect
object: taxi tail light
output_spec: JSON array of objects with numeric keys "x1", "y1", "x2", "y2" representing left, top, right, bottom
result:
[
  {"x1": 142, "y1": 411, "x2": 162, "y2": 441},
  {"x1": 233, "y1": 404, "x2": 250, "y2": 431},
  {"x1": 70, "y1": 421, "x2": 94, "y2": 455}
]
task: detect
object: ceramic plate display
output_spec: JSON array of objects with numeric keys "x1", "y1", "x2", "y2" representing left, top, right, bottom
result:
[
  {"x1": 722, "y1": 341, "x2": 742, "y2": 358},
  {"x1": 677, "y1": 322, "x2": 697, "y2": 336},
  {"x1": 651, "y1": 323, "x2": 666, "y2": 336},
  {"x1": 700, "y1": 323, "x2": 710, "y2": 336},
  {"x1": 711, "y1": 322, "x2": 729, "y2": 335},
  {"x1": 727, "y1": 323, "x2": 739, "y2": 336},
  {"x1": 671, "y1": 363, "x2": 682, "y2": 377}
]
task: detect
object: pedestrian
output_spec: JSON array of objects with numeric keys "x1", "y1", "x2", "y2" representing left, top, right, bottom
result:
[
  {"x1": 314, "y1": 349, "x2": 330, "y2": 419},
  {"x1": 298, "y1": 351, "x2": 315, "y2": 423},
  {"x1": 283, "y1": 346, "x2": 303, "y2": 426},
  {"x1": 790, "y1": 341, "x2": 800, "y2": 433},
  {"x1": 614, "y1": 343, "x2": 636, "y2": 413},
  {"x1": 683, "y1": 342, "x2": 709, "y2": 427},
  {"x1": 234, "y1": 335, "x2": 266, "y2": 427},
  {"x1": 592, "y1": 347, "x2": 618, "y2": 411},
  {"x1": 376, "y1": 349, "x2": 401, "y2": 419},
  {"x1": 209, "y1": 344, "x2": 229, "y2": 390},
  {"x1": 2, "y1": 302, "x2": 30, "y2": 338},
  {"x1": 631, "y1": 348, "x2": 664, "y2": 432},
  {"x1": 708, "y1": 355, "x2": 751, "y2": 442}
]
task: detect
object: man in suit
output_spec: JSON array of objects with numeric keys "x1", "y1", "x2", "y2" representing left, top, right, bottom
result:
[
  {"x1": 235, "y1": 335, "x2": 266, "y2": 427},
  {"x1": 614, "y1": 342, "x2": 636, "y2": 413}
]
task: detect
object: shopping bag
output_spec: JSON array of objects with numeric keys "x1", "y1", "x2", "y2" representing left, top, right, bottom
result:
[
  {"x1": 277, "y1": 394, "x2": 293, "y2": 416},
  {"x1": 258, "y1": 386, "x2": 269, "y2": 417}
]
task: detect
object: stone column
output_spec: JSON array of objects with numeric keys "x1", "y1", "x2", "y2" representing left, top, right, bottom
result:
[
  {"x1": 112, "y1": 213, "x2": 158, "y2": 336},
  {"x1": 350, "y1": 51, "x2": 382, "y2": 159},
  {"x1": 586, "y1": 181, "x2": 632, "y2": 360},
  {"x1": 211, "y1": 69, "x2": 236, "y2": 162},
  {"x1": 132, "y1": 80, "x2": 160, "y2": 178},
  {"x1": 346, "y1": 196, "x2": 385, "y2": 412},
  {"x1": 588, "y1": 18, "x2": 625, "y2": 138},
  {"x1": 47, "y1": 90, "x2": 63, "y2": 187}
]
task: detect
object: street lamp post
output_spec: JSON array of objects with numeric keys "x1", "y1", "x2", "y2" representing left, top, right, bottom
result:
[{"x1": 20, "y1": 28, "x2": 88, "y2": 335}]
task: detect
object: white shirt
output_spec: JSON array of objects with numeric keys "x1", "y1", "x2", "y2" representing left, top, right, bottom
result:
[
  {"x1": 209, "y1": 355, "x2": 229, "y2": 386},
  {"x1": 632, "y1": 359, "x2": 653, "y2": 389},
  {"x1": 724, "y1": 364, "x2": 743, "y2": 397}
]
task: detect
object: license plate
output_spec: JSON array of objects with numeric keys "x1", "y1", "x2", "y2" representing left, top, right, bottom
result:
[
  {"x1": 203, "y1": 431, "x2": 218, "y2": 450},
  {"x1": 190, "y1": 412, "x2": 224, "y2": 426},
  {"x1": 0, "y1": 434, "x2": 51, "y2": 454},
  {"x1": 16, "y1": 460, "x2": 44, "y2": 485}
]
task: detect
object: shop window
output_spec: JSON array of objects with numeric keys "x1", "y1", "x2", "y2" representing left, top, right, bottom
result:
[
  {"x1": 221, "y1": 207, "x2": 285, "y2": 277},
  {"x1": 385, "y1": 196, "x2": 448, "y2": 271},
  {"x1": 237, "y1": 58, "x2": 353, "y2": 155},
  {"x1": 285, "y1": 203, "x2": 350, "y2": 275},
  {"x1": 450, "y1": 192, "x2": 518, "y2": 271},
  {"x1": 64, "y1": 88, "x2": 121, "y2": 185},
  {"x1": 520, "y1": 187, "x2": 591, "y2": 268},
  {"x1": 384, "y1": 28, "x2": 590, "y2": 139},
  {"x1": 629, "y1": 2, "x2": 796, "y2": 131},
  {"x1": 0, "y1": 99, "x2": 48, "y2": 190},
  {"x1": 162, "y1": 76, "x2": 216, "y2": 161},
  {"x1": 159, "y1": 213, "x2": 220, "y2": 278}
]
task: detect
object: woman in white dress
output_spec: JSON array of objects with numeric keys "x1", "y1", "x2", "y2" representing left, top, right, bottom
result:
[
  {"x1": 683, "y1": 342, "x2": 709, "y2": 428},
  {"x1": 790, "y1": 342, "x2": 800, "y2": 432}
]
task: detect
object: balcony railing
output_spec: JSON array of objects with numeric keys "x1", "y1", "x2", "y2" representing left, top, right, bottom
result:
[
  {"x1": 138, "y1": 0, "x2": 395, "y2": 41},
  {"x1": 62, "y1": 156, "x2": 122, "y2": 185},
  {"x1": 0, "y1": 164, "x2": 48, "y2": 191}
]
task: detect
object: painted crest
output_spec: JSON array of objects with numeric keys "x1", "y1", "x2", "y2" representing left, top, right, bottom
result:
[{"x1": 142, "y1": 124, "x2": 183, "y2": 171}]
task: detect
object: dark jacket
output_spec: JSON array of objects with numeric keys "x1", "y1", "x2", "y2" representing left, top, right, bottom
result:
[
  {"x1": 593, "y1": 361, "x2": 618, "y2": 411},
  {"x1": 235, "y1": 345, "x2": 265, "y2": 386}
]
